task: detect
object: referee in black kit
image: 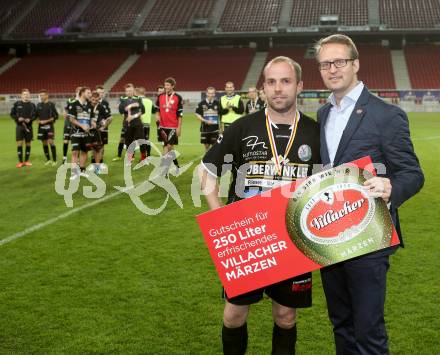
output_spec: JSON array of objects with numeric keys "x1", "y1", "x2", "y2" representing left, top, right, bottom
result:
[{"x1": 199, "y1": 56, "x2": 321, "y2": 355}]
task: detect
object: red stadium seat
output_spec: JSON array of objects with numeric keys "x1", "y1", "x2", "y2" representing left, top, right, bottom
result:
[
  {"x1": 0, "y1": 50, "x2": 130, "y2": 94},
  {"x1": 405, "y1": 44, "x2": 440, "y2": 89},
  {"x1": 112, "y1": 48, "x2": 255, "y2": 92}
]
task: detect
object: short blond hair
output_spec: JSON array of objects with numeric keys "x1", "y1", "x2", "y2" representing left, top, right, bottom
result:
[
  {"x1": 264, "y1": 56, "x2": 302, "y2": 83},
  {"x1": 314, "y1": 34, "x2": 359, "y2": 61}
]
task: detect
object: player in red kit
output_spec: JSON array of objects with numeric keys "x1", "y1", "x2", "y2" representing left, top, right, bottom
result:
[{"x1": 155, "y1": 77, "x2": 183, "y2": 174}]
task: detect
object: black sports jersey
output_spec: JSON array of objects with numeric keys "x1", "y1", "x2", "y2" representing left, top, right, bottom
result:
[
  {"x1": 36, "y1": 101, "x2": 58, "y2": 128},
  {"x1": 66, "y1": 99, "x2": 94, "y2": 137},
  {"x1": 245, "y1": 98, "x2": 266, "y2": 114},
  {"x1": 64, "y1": 97, "x2": 76, "y2": 111},
  {"x1": 196, "y1": 99, "x2": 220, "y2": 131},
  {"x1": 93, "y1": 102, "x2": 111, "y2": 131},
  {"x1": 10, "y1": 100, "x2": 36, "y2": 128},
  {"x1": 202, "y1": 109, "x2": 321, "y2": 204},
  {"x1": 119, "y1": 95, "x2": 145, "y2": 126},
  {"x1": 100, "y1": 99, "x2": 112, "y2": 117}
]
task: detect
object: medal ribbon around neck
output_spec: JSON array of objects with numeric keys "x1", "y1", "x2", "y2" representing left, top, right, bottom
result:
[
  {"x1": 265, "y1": 108, "x2": 300, "y2": 177},
  {"x1": 165, "y1": 92, "x2": 174, "y2": 110}
]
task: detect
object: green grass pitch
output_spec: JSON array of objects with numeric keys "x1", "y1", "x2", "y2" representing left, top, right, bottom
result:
[{"x1": 0, "y1": 112, "x2": 438, "y2": 354}]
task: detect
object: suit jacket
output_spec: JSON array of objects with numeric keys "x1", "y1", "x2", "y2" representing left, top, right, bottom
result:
[{"x1": 317, "y1": 86, "x2": 424, "y2": 251}]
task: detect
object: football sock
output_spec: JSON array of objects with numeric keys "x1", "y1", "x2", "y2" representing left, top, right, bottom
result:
[
  {"x1": 146, "y1": 144, "x2": 151, "y2": 156},
  {"x1": 43, "y1": 145, "x2": 50, "y2": 160},
  {"x1": 25, "y1": 146, "x2": 31, "y2": 161},
  {"x1": 17, "y1": 146, "x2": 23, "y2": 162},
  {"x1": 272, "y1": 323, "x2": 297, "y2": 355},
  {"x1": 173, "y1": 158, "x2": 179, "y2": 167},
  {"x1": 91, "y1": 157, "x2": 96, "y2": 163},
  {"x1": 222, "y1": 323, "x2": 248, "y2": 355},
  {"x1": 117, "y1": 142, "x2": 124, "y2": 157},
  {"x1": 50, "y1": 144, "x2": 57, "y2": 161},
  {"x1": 63, "y1": 143, "x2": 68, "y2": 158}
]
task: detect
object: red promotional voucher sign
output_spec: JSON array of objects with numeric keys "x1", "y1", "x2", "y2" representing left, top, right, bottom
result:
[{"x1": 197, "y1": 156, "x2": 399, "y2": 298}]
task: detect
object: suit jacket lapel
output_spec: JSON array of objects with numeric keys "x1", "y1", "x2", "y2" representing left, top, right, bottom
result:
[
  {"x1": 319, "y1": 104, "x2": 332, "y2": 166},
  {"x1": 333, "y1": 87, "x2": 370, "y2": 166}
]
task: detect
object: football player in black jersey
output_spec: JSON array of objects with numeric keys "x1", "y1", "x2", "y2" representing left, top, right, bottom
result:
[
  {"x1": 67, "y1": 87, "x2": 94, "y2": 179},
  {"x1": 36, "y1": 90, "x2": 58, "y2": 166},
  {"x1": 10, "y1": 88, "x2": 36, "y2": 168},
  {"x1": 62, "y1": 86, "x2": 81, "y2": 164},
  {"x1": 94, "y1": 85, "x2": 112, "y2": 167},
  {"x1": 200, "y1": 56, "x2": 321, "y2": 355},
  {"x1": 195, "y1": 87, "x2": 220, "y2": 151},
  {"x1": 245, "y1": 86, "x2": 265, "y2": 114}
]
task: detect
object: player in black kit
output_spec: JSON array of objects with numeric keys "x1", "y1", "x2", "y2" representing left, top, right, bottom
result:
[
  {"x1": 66, "y1": 87, "x2": 94, "y2": 179},
  {"x1": 36, "y1": 90, "x2": 58, "y2": 166},
  {"x1": 195, "y1": 86, "x2": 220, "y2": 151},
  {"x1": 10, "y1": 88, "x2": 36, "y2": 168},
  {"x1": 200, "y1": 56, "x2": 321, "y2": 355},
  {"x1": 118, "y1": 83, "x2": 146, "y2": 164},
  {"x1": 63, "y1": 86, "x2": 81, "y2": 164},
  {"x1": 245, "y1": 86, "x2": 266, "y2": 114}
]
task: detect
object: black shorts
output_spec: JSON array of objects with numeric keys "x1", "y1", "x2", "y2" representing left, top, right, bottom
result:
[
  {"x1": 158, "y1": 127, "x2": 178, "y2": 146},
  {"x1": 201, "y1": 124, "x2": 219, "y2": 145},
  {"x1": 63, "y1": 119, "x2": 72, "y2": 140},
  {"x1": 125, "y1": 123, "x2": 145, "y2": 150},
  {"x1": 71, "y1": 135, "x2": 93, "y2": 152},
  {"x1": 16, "y1": 125, "x2": 33, "y2": 142},
  {"x1": 38, "y1": 125, "x2": 54, "y2": 141},
  {"x1": 225, "y1": 273, "x2": 312, "y2": 308},
  {"x1": 120, "y1": 124, "x2": 126, "y2": 139},
  {"x1": 89, "y1": 130, "x2": 104, "y2": 150},
  {"x1": 143, "y1": 125, "x2": 150, "y2": 140},
  {"x1": 100, "y1": 130, "x2": 108, "y2": 145}
]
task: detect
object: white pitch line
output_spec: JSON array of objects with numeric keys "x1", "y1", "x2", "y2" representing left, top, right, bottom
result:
[
  {"x1": 0, "y1": 155, "x2": 203, "y2": 247},
  {"x1": 0, "y1": 189, "x2": 123, "y2": 247},
  {"x1": 412, "y1": 135, "x2": 440, "y2": 141}
]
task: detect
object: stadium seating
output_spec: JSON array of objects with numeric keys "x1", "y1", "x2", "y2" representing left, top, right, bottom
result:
[
  {"x1": 405, "y1": 44, "x2": 440, "y2": 89},
  {"x1": 290, "y1": 0, "x2": 368, "y2": 27},
  {"x1": 257, "y1": 45, "x2": 395, "y2": 90},
  {"x1": 139, "y1": 0, "x2": 215, "y2": 32},
  {"x1": 380, "y1": 0, "x2": 440, "y2": 28},
  {"x1": 218, "y1": 0, "x2": 282, "y2": 32},
  {"x1": 78, "y1": 0, "x2": 146, "y2": 33},
  {"x1": 0, "y1": 50, "x2": 129, "y2": 93},
  {"x1": 12, "y1": 0, "x2": 81, "y2": 38},
  {"x1": 112, "y1": 48, "x2": 255, "y2": 91},
  {"x1": 0, "y1": 0, "x2": 33, "y2": 35}
]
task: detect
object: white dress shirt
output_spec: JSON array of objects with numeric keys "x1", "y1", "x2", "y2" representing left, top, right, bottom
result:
[{"x1": 325, "y1": 81, "x2": 364, "y2": 166}]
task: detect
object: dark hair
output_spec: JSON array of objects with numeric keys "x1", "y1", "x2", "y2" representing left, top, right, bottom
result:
[
  {"x1": 164, "y1": 77, "x2": 176, "y2": 87},
  {"x1": 124, "y1": 83, "x2": 134, "y2": 89},
  {"x1": 79, "y1": 86, "x2": 90, "y2": 96},
  {"x1": 91, "y1": 91, "x2": 100, "y2": 98}
]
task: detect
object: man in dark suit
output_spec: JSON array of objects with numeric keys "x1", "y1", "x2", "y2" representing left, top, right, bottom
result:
[{"x1": 315, "y1": 34, "x2": 424, "y2": 354}]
